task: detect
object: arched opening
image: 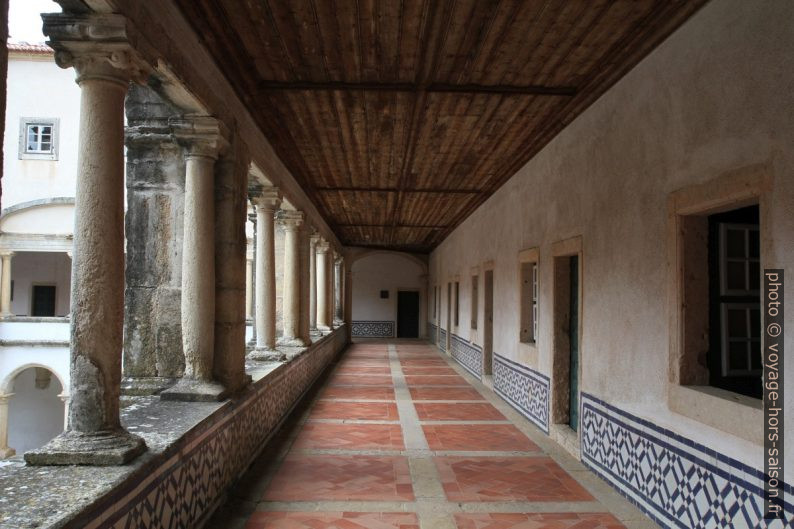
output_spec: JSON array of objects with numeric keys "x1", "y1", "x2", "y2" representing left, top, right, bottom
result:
[{"x1": 6, "y1": 366, "x2": 64, "y2": 455}]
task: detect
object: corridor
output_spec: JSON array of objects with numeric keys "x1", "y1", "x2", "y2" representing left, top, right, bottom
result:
[{"x1": 210, "y1": 341, "x2": 652, "y2": 529}]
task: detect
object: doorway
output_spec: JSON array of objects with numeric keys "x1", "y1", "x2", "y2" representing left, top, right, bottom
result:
[
  {"x1": 397, "y1": 290, "x2": 420, "y2": 338},
  {"x1": 483, "y1": 269, "x2": 494, "y2": 375},
  {"x1": 568, "y1": 256, "x2": 579, "y2": 431},
  {"x1": 552, "y1": 242, "x2": 582, "y2": 435},
  {"x1": 32, "y1": 285, "x2": 56, "y2": 317}
]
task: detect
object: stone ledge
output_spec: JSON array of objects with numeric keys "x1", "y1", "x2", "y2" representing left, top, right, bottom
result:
[{"x1": 0, "y1": 325, "x2": 348, "y2": 529}]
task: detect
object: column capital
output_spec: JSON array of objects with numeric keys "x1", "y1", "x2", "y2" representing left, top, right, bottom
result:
[
  {"x1": 251, "y1": 186, "x2": 282, "y2": 212},
  {"x1": 0, "y1": 251, "x2": 15, "y2": 259},
  {"x1": 316, "y1": 240, "x2": 330, "y2": 254},
  {"x1": 0, "y1": 393, "x2": 14, "y2": 405},
  {"x1": 171, "y1": 116, "x2": 229, "y2": 159},
  {"x1": 43, "y1": 13, "x2": 151, "y2": 86},
  {"x1": 310, "y1": 231, "x2": 321, "y2": 245},
  {"x1": 278, "y1": 210, "x2": 304, "y2": 230}
]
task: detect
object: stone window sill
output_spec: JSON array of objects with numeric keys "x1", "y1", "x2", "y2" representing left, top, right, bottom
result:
[{"x1": 668, "y1": 384, "x2": 762, "y2": 445}]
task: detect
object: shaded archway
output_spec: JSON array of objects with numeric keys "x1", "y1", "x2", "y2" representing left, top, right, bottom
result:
[{"x1": 4, "y1": 365, "x2": 65, "y2": 456}]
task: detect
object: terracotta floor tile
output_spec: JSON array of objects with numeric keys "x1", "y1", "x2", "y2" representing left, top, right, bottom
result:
[
  {"x1": 415, "y1": 403, "x2": 507, "y2": 421},
  {"x1": 453, "y1": 513, "x2": 626, "y2": 529},
  {"x1": 320, "y1": 386, "x2": 396, "y2": 400},
  {"x1": 246, "y1": 511, "x2": 420, "y2": 529},
  {"x1": 423, "y1": 424, "x2": 538, "y2": 451},
  {"x1": 335, "y1": 366, "x2": 392, "y2": 375},
  {"x1": 405, "y1": 375, "x2": 470, "y2": 386},
  {"x1": 292, "y1": 423, "x2": 404, "y2": 450},
  {"x1": 409, "y1": 387, "x2": 485, "y2": 401},
  {"x1": 310, "y1": 401, "x2": 399, "y2": 420},
  {"x1": 401, "y1": 366, "x2": 459, "y2": 375},
  {"x1": 329, "y1": 375, "x2": 394, "y2": 386},
  {"x1": 434, "y1": 457, "x2": 594, "y2": 502},
  {"x1": 264, "y1": 455, "x2": 414, "y2": 501}
]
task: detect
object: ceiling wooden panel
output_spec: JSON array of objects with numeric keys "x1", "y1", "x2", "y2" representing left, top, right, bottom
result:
[{"x1": 174, "y1": 0, "x2": 707, "y2": 252}]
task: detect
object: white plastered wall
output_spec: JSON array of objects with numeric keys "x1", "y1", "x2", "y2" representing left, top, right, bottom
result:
[
  {"x1": 352, "y1": 252, "x2": 425, "y2": 330},
  {"x1": 428, "y1": 0, "x2": 793, "y2": 482}
]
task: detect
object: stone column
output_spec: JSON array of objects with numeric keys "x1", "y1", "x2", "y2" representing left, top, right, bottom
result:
[
  {"x1": 249, "y1": 188, "x2": 281, "y2": 361},
  {"x1": 278, "y1": 211, "x2": 307, "y2": 346},
  {"x1": 298, "y1": 223, "x2": 312, "y2": 346},
  {"x1": 28, "y1": 13, "x2": 149, "y2": 465},
  {"x1": 58, "y1": 393, "x2": 70, "y2": 431},
  {"x1": 248, "y1": 211, "x2": 257, "y2": 345},
  {"x1": 0, "y1": 393, "x2": 14, "y2": 459},
  {"x1": 316, "y1": 241, "x2": 331, "y2": 331},
  {"x1": 0, "y1": 252, "x2": 14, "y2": 316},
  {"x1": 344, "y1": 260, "x2": 353, "y2": 343},
  {"x1": 212, "y1": 141, "x2": 250, "y2": 394},
  {"x1": 245, "y1": 259, "x2": 253, "y2": 319},
  {"x1": 162, "y1": 117, "x2": 228, "y2": 401},
  {"x1": 334, "y1": 255, "x2": 343, "y2": 323},
  {"x1": 309, "y1": 233, "x2": 319, "y2": 332}
]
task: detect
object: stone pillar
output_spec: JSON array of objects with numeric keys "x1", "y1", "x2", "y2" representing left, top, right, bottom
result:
[
  {"x1": 316, "y1": 241, "x2": 331, "y2": 331},
  {"x1": 0, "y1": 252, "x2": 13, "y2": 316},
  {"x1": 248, "y1": 211, "x2": 257, "y2": 345},
  {"x1": 249, "y1": 188, "x2": 282, "y2": 361},
  {"x1": 298, "y1": 223, "x2": 312, "y2": 346},
  {"x1": 309, "y1": 233, "x2": 319, "y2": 332},
  {"x1": 334, "y1": 255, "x2": 343, "y2": 323},
  {"x1": 58, "y1": 393, "x2": 70, "y2": 431},
  {"x1": 245, "y1": 259, "x2": 253, "y2": 319},
  {"x1": 212, "y1": 140, "x2": 250, "y2": 394},
  {"x1": 161, "y1": 117, "x2": 228, "y2": 401},
  {"x1": 278, "y1": 211, "x2": 307, "y2": 346},
  {"x1": 0, "y1": 393, "x2": 14, "y2": 459},
  {"x1": 344, "y1": 259, "x2": 353, "y2": 343},
  {"x1": 27, "y1": 13, "x2": 149, "y2": 465}
]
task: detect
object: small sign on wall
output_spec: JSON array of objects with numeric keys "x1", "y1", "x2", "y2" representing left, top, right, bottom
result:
[{"x1": 380, "y1": 290, "x2": 389, "y2": 299}]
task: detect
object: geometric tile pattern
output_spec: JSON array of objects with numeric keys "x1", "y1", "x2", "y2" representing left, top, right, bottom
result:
[
  {"x1": 94, "y1": 330, "x2": 349, "y2": 529},
  {"x1": 453, "y1": 512, "x2": 627, "y2": 529},
  {"x1": 439, "y1": 328, "x2": 448, "y2": 352},
  {"x1": 434, "y1": 456, "x2": 594, "y2": 502},
  {"x1": 245, "y1": 511, "x2": 420, "y2": 529},
  {"x1": 580, "y1": 393, "x2": 794, "y2": 529},
  {"x1": 428, "y1": 322, "x2": 437, "y2": 345},
  {"x1": 422, "y1": 424, "x2": 538, "y2": 452},
  {"x1": 263, "y1": 455, "x2": 414, "y2": 501},
  {"x1": 351, "y1": 321, "x2": 395, "y2": 338},
  {"x1": 450, "y1": 333, "x2": 483, "y2": 378},
  {"x1": 492, "y1": 353, "x2": 550, "y2": 434}
]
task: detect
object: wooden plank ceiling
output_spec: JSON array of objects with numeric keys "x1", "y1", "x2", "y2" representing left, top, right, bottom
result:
[{"x1": 173, "y1": 0, "x2": 706, "y2": 253}]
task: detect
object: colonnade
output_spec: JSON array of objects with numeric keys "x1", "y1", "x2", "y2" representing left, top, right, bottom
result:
[{"x1": 21, "y1": 12, "x2": 347, "y2": 466}]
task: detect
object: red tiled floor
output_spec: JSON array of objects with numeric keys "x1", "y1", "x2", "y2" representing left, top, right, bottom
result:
[
  {"x1": 292, "y1": 423, "x2": 404, "y2": 450},
  {"x1": 320, "y1": 386, "x2": 395, "y2": 400},
  {"x1": 435, "y1": 457, "x2": 594, "y2": 502},
  {"x1": 423, "y1": 424, "x2": 538, "y2": 451},
  {"x1": 453, "y1": 513, "x2": 626, "y2": 529},
  {"x1": 415, "y1": 403, "x2": 506, "y2": 421},
  {"x1": 310, "y1": 401, "x2": 399, "y2": 421},
  {"x1": 400, "y1": 358, "x2": 449, "y2": 365},
  {"x1": 405, "y1": 375, "x2": 470, "y2": 386},
  {"x1": 264, "y1": 455, "x2": 414, "y2": 501},
  {"x1": 409, "y1": 387, "x2": 485, "y2": 401},
  {"x1": 402, "y1": 366, "x2": 459, "y2": 375},
  {"x1": 329, "y1": 375, "x2": 394, "y2": 386},
  {"x1": 246, "y1": 511, "x2": 420, "y2": 529},
  {"x1": 335, "y1": 366, "x2": 392, "y2": 375}
]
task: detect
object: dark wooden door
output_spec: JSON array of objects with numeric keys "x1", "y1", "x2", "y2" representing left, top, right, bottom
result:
[
  {"x1": 397, "y1": 291, "x2": 420, "y2": 338},
  {"x1": 568, "y1": 256, "x2": 579, "y2": 431},
  {"x1": 32, "y1": 285, "x2": 56, "y2": 317}
]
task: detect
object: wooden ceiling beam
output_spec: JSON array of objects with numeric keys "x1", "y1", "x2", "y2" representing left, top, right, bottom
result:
[
  {"x1": 257, "y1": 80, "x2": 577, "y2": 96},
  {"x1": 316, "y1": 186, "x2": 481, "y2": 194}
]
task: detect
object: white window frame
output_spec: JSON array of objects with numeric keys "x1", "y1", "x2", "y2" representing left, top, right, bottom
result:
[
  {"x1": 519, "y1": 247, "x2": 540, "y2": 345},
  {"x1": 720, "y1": 302, "x2": 761, "y2": 377},
  {"x1": 719, "y1": 223, "x2": 760, "y2": 296},
  {"x1": 19, "y1": 117, "x2": 59, "y2": 160}
]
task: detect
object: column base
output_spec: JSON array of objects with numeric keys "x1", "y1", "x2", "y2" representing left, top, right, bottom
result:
[
  {"x1": 247, "y1": 346, "x2": 285, "y2": 362},
  {"x1": 159, "y1": 378, "x2": 227, "y2": 402},
  {"x1": 121, "y1": 376, "x2": 177, "y2": 396},
  {"x1": 316, "y1": 325, "x2": 333, "y2": 332},
  {"x1": 24, "y1": 429, "x2": 146, "y2": 466},
  {"x1": 0, "y1": 447, "x2": 16, "y2": 459},
  {"x1": 277, "y1": 336, "x2": 309, "y2": 348}
]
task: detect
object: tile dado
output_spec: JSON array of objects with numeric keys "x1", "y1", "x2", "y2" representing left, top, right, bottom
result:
[
  {"x1": 438, "y1": 327, "x2": 447, "y2": 352},
  {"x1": 450, "y1": 333, "x2": 483, "y2": 378},
  {"x1": 71, "y1": 330, "x2": 348, "y2": 529},
  {"x1": 492, "y1": 353, "x2": 550, "y2": 434},
  {"x1": 351, "y1": 321, "x2": 395, "y2": 338},
  {"x1": 427, "y1": 322, "x2": 437, "y2": 344},
  {"x1": 581, "y1": 393, "x2": 794, "y2": 529}
]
